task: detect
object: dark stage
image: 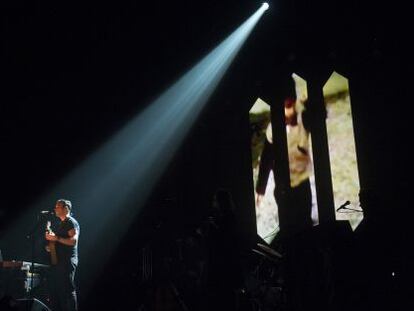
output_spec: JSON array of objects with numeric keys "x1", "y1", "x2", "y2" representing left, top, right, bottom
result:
[{"x1": 1, "y1": 1, "x2": 413, "y2": 310}]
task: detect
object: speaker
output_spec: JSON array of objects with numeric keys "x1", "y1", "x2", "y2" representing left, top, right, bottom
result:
[{"x1": 15, "y1": 298, "x2": 51, "y2": 311}]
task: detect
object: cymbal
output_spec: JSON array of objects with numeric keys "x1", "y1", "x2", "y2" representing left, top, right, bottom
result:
[
  {"x1": 256, "y1": 243, "x2": 282, "y2": 259},
  {"x1": 251, "y1": 249, "x2": 280, "y2": 263}
]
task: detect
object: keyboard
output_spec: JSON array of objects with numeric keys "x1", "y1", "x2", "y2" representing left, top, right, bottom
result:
[{"x1": 0, "y1": 261, "x2": 50, "y2": 270}]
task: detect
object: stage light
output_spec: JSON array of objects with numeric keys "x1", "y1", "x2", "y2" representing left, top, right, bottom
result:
[{"x1": 262, "y1": 2, "x2": 270, "y2": 11}]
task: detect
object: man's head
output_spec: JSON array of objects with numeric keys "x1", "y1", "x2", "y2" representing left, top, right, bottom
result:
[
  {"x1": 54, "y1": 199, "x2": 72, "y2": 218},
  {"x1": 284, "y1": 97, "x2": 298, "y2": 126}
]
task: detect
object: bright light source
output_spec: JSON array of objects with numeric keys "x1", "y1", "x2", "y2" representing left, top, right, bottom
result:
[{"x1": 262, "y1": 2, "x2": 270, "y2": 10}]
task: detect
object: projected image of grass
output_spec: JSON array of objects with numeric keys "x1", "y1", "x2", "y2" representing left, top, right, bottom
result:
[{"x1": 324, "y1": 72, "x2": 362, "y2": 229}]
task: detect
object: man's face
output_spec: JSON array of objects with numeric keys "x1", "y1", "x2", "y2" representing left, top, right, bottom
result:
[
  {"x1": 54, "y1": 202, "x2": 67, "y2": 218},
  {"x1": 285, "y1": 105, "x2": 297, "y2": 126}
]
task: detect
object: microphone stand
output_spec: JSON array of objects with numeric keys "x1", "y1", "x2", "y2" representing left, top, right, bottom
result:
[
  {"x1": 25, "y1": 212, "x2": 48, "y2": 301},
  {"x1": 337, "y1": 207, "x2": 363, "y2": 213}
]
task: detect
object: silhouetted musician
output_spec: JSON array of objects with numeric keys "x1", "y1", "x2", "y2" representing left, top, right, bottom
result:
[{"x1": 45, "y1": 199, "x2": 80, "y2": 311}]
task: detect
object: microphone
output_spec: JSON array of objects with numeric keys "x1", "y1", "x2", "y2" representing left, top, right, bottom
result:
[
  {"x1": 336, "y1": 200, "x2": 351, "y2": 211},
  {"x1": 40, "y1": 211, "x2": 54, "y2": 215}
]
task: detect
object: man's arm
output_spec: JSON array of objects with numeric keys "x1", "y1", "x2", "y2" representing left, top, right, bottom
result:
[
  {"x1": 57, "y1": 228, "x2": 78, "y2": 246},
  {"x1": 45, "y1": 228, "x2": 78, "y2": 246},
  {"x1": 256, "y1": 139, "x2": 274, "y2": 195}
]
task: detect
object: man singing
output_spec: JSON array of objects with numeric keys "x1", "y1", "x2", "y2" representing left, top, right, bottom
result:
[
  {"x1": 255, "y1": 76, "x2": 314, "y2": 235},
  {"x1": 45, "y1": 199, "x2": 80, "y2": 311}
]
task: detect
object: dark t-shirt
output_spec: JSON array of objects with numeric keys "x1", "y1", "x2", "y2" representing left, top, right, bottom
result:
[{"x1": 54, "y1": 216, "x2": 80, "y2": 266}]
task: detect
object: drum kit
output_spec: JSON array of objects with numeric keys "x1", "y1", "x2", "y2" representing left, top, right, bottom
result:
[
  {"x1": 253, "y1": 243, "x2": 282, "y2": 261},
  {"x1": 0, "y1": 260, "x2": 50, "y2": 307},
  {"x1": 241, "y1": 243, "x2": 286, "y2": 311}
]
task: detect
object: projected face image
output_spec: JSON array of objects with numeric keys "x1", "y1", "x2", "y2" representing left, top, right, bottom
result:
[
  {"x1": 250, "y1": 75, "x2": 317, "y2": 241},
  {"x1": 251, "y1": 74, "x2": 320, "y2": 241},
  {"x1": 250, "y1": 72, "x2": 362, "y2": 241},
  {"x1": 284, "y1": 100, "x2": 297, "y2": 125}
]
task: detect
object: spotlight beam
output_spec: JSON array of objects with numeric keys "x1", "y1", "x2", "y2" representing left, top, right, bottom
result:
[{"x1": 1, "y1": 4, "x2": 268, "y2": 294}]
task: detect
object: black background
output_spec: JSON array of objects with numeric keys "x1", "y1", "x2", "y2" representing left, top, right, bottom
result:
[{"x1": 1, "y1": 0, "x2": 412, "y2": 309}]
